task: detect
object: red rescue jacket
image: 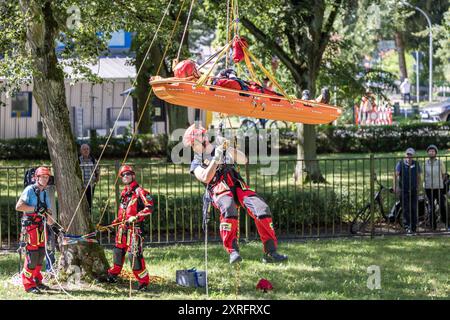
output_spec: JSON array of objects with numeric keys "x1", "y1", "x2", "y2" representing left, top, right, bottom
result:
[{"x1": 112, "y1": 180, "x2": 153, "y2": 224}]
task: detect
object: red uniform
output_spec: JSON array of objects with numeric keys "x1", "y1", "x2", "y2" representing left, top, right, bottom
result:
[
  {"x1": 18, "y1": 181, "x2": 52, "y2": 292},
  {"x1": 107, "y1": 180, "x2": 153, "y2": 285},
  {"x1": 191, "y1": 154, "x2": 278, "y2": 255}
]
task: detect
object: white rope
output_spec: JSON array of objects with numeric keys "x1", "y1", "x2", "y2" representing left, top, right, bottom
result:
[
  {"x1": 66, "y1": 0, "x2": 173, "y2": 233},
  {"x1": 44, "y1": 221, "x2": 75, "y2": 298},
  {"x1": 204, "y1": 213, "x2": 209, "y2": 299},
  {"x1": 226, "y1": 0, "x2": 230, "y2": 69},
  {"x1": 176, "y1": 0, "x2": 196, "y2": 61}
]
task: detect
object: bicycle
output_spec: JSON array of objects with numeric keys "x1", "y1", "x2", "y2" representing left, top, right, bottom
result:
[
  {"x1": 350, "y1": 178, "x2": 392, "y2": 234},
  {"x1": 239, "y1": 117, "x2": 288, "y2": 135},
  {"x1": 351, "y1": 177, "x2": 433, "y2": 234}
]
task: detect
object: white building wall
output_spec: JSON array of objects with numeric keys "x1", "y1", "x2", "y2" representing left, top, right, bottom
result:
[{"x1": 0, "y1": 79, "x2": 133, "y2": 139}]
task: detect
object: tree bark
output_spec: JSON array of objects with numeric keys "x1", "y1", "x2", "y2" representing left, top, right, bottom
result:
[
  {"x1": 293, "y1": 77, "x2": 326, "y2": 183},
  {"x1": 395, "y1": 31, "x2": 408, "y2": 81},
  {"x1": 133, "y1": 37, "x2": 162, "y2": 134},
  {"x1": 21, "y1": 0, "x2": 108, "y2": 278}
]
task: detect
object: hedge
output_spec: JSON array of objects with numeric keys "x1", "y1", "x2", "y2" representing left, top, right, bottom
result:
[
  {"x1": 315, "y1": 122, "x2": 450, "y2": 153},
  {"x1": 0, "y1": 134, "x2": 172, "y2": 160},
  {"x1": 1, "y1": 123, "x2": 449, "y2": 159}
]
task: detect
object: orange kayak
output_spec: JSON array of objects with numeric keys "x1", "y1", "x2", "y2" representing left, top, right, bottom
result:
[{"x1": 149, "y1": 77, "x2": 342, "y2": 124}]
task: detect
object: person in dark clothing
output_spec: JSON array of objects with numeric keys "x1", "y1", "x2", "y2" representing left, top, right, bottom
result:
[{"x1": 394, "y1": 148, "x2": 422, "y2": 235}]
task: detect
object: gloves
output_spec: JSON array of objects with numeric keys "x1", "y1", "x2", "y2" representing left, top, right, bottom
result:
[
  {"x1": 126, "y1": 216, "x2": 137, "y2": 224},
  {"x1": 213, "y1": 144, "x2": 225, "y2": 163}
]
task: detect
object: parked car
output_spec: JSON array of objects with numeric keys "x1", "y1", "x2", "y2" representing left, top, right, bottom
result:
[{"x1": 420, "y1": 98, "x2": 450, "y2": 122}]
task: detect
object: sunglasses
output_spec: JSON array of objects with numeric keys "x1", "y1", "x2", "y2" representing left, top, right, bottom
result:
[{"x1": 122, "y1": 172, "x2": 133, "y2": 177}]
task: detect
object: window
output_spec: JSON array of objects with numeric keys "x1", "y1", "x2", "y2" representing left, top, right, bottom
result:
[{"x1": 11, "y1": 92, "x2": 32, "y2": 117}]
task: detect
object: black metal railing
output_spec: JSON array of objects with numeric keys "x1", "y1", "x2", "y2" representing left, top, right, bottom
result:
[{"x1": 1, "y1": 155, "x2": 449, "y2": 249}]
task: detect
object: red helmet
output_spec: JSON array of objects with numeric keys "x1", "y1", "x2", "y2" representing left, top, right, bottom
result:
[
  {"x1": 118, "y1": 165, "x2": 135, "y2": 177},
  {"x1": 35, "y1": 167, "x2": 51, "y2": 177},
  {"x1": 173, "y1": 60, "x2": 200, "y2": 79},
  {"x1": 183, "y1": 123, "x2": 207, "y2": 147}
]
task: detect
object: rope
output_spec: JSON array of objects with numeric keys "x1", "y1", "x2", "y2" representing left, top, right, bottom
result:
[
  {"x1": 204, "y1": 210, "x2": 209, "y2": 299},
  {"x1": 119, "y1": 270, "x2": 163, "y2": 284},
  {"x1": 197, "y1": 43, "x2": 230, "y2": 71},
  {"x1": 226, "y1": 0, "x2": 231, "y2": 68},
  {"x1": 233, "y1": 0, "x2": 239, "y2": 37},
  {"x1": 43, "y1": 220, "x2": 75, "y2": 298},
  {"x1": 242, "y1": 44, "x2": 293, "y2": 103},
  {"x1": 65, "y1": 0, "x2": 174, "y2": 233},
  {"x1": 96, "y1": 0, "x2": 187, "y2": 228},
  {"x1": 235, "y1": 207, "x2": 240, "y2": 299},
  {"x1": 129, "y1": 222, "x2": 135, "y2": 298},
  {"x1": 176, "y1": 0, "x2": 196, "y2": 61},
  {"x1": 195, "y1": 41, "x2": 232, "y2": 87}
]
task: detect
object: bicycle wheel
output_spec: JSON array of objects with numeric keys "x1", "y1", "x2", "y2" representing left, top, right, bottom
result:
[
  {"x1": 350, "y1": 205, "x2": 372, "y2": 234},
  {"x1": 239, "y1": 119, "x2": 258, "y2": 137}
]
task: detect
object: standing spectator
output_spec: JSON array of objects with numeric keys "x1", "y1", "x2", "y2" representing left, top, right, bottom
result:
[
  {"x1": 423, "y1": 145, "x2": 448, "y2": 231},
  {"x1": 394, "y1": 148, "x2": 422, "y2": 235},
  {"x1": 400, "y1": 78, "x2": 411, "y2": 104},
  {"x1": 16, "y1": 167, "x2": 56, "y2": 293},
  {"x1": 79, "y1": 144, "x2": 99, "y2": 212}
]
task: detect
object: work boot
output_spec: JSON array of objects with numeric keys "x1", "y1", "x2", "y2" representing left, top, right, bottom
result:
[
  {"x1": 262, "y1": 251, "x2": 288, "y2": 263},
  {"x1": 26, "y1": 287, "x2": 42, "y2": 294},
  {"x1": 137, "y1": 283, "x2": 148, "y2": 292},
  {"x1": 106, "y1": 274, "x2": 118, "y2": 283},
  {"x1": 229, "y1": 251, "x2": 242, "y2": 264}
]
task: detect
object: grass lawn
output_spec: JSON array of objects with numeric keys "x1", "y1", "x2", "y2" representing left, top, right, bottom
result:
[{"x1": 0, "y1": 236, "x2": 448, "y2": 300}]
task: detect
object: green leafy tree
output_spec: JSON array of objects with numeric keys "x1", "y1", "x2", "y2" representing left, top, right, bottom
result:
[{"x1": 0, "y1": 0, "x2": 134, "y2": 278}]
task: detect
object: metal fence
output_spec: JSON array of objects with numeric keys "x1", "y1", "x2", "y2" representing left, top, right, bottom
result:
[{"x1": 1, "y1": 155, "x2": 449, "y2": 249}]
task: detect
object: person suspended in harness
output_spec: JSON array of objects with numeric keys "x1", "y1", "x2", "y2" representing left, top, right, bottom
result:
[
  {"x1": 103, "y1": 165, "x2": 154, "y2": 291},
  {"x1": 15, "y1": 167, "x2": 56, "y2": 294},
  {"x1": 184, "y1": 123, "x2": 288, "y2": 264}
]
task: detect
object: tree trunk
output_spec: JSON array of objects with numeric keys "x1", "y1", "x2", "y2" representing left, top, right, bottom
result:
[
  {"x1": 294, "y1": 79, "x2": 326, "y2": 183},
  {"x1": 21, "y1": 0, "x2": 108, "y2": 278},
  {"x1": 395, "y1": 31, "x2": 408, "y2": 81}
]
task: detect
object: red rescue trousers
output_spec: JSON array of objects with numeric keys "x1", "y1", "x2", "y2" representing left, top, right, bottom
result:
[{"x1": 107, "y1": 225, "x2": 149, "y2": 286}]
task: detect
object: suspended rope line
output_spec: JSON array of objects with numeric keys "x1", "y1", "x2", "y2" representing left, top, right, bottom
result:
[
  {"x1": 65, "y1": 0, "x2": 174, "y2": 233},
  {"x1": 129, "y1": 222, "x2": 135, "y2": 298},
  {"x1": 197, "y1": 42, "x2": 230, "y2": 71},
  {"x1": 232, "y1": 0, "x2": 239, "y2": 37},
  {"x1": 226, "y1": 0, "x2": 231, "y2": 68},
  {"x1": 176, "y1": 0, "x2": 196, "y2": 61},
  {"x1": 195, "y1": 41, "x2": 232, "y2": 87},
  {"x1": 96, "y1": 0, "x2": 188, "y2": 229},
  {"x1": 242, "y1": 44, "x2": 293, "y2": 103}
]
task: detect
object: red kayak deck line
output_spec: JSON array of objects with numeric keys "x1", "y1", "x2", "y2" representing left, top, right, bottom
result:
[{"x1": 149, "y1": 78, "x2": 342, "y2": 124}]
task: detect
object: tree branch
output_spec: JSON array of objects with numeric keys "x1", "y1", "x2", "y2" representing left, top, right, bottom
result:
[
  {"x1": 240, "y1": 16, "x2": 303, "y2": 84},
  {"x1": 318, "y1": 0, "x2": 342, "y2": 56}
]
